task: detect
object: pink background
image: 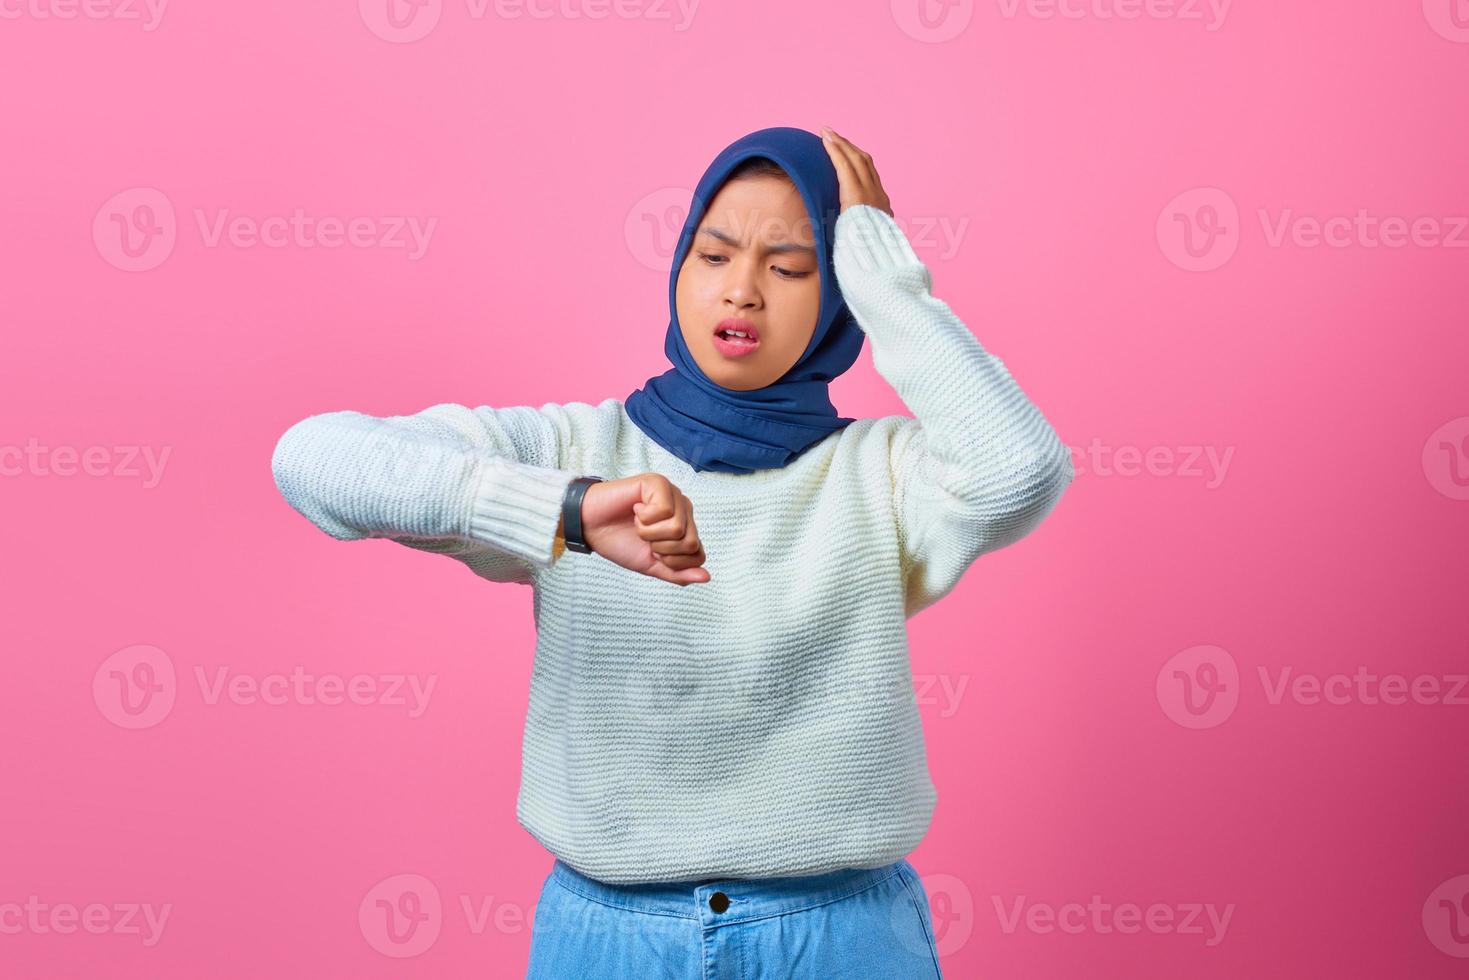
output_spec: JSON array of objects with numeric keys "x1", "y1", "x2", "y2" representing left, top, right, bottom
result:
[{"x1": 3, "y1": 1, "x2": 1468, "y2": 977}]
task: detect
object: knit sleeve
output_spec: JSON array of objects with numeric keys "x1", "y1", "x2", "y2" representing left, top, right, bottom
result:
[
  {"x1": 269, "y1": 402, "x2": 581, "y2": 584},
  {"x1": 832, "y1": 204, "x2": 1074, "y2": 618}
]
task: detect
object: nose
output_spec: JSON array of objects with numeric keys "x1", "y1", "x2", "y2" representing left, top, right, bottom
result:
[{"x1": 722, "y1": 256, "x2": 762, "y2": 312}]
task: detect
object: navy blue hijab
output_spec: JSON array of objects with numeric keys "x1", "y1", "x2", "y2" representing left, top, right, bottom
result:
[{"x1": 623, "y1": 127, "x2": 866, "y2": 474}]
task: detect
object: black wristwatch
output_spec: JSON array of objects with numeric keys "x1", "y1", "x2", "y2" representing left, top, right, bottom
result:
[{"x1": 561, "y1": 475, "x2": 604, "y2": 554}]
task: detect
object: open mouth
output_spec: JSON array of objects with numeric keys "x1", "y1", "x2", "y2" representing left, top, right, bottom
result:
[{"x1": 713, "y1": 320, "x2": 761, "y2": 357}]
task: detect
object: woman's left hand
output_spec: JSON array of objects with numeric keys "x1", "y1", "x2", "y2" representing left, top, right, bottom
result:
[{"x1": 821, "y1": 128, "x2": 893, "y2": 218}]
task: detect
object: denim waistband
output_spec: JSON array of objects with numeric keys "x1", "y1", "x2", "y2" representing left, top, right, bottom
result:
[{"x1": 549, "y1": 857, "x2": 910, "y2": 926}]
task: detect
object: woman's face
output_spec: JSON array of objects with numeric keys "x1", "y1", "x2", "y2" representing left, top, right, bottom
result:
[{"x1": 675, "y1": 175, "x2": 822, "y2": 391}]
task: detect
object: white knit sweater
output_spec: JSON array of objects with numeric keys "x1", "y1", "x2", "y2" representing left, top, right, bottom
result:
[{"x1": 270, "y1": 204, "x2": 1073, "y2": 884}]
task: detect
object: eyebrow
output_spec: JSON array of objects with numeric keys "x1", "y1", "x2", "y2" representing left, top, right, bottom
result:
[{"x1": 697, "y1": 226, "x2": 817, "y2": 257}]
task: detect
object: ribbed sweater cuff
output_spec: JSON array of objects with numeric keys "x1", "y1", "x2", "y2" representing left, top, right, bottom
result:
[{"x1": 466, "y1": 454, "x2": 577, "y2": 569}]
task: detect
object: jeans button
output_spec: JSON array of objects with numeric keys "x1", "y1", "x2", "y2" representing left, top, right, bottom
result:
[{"x1": 708, "y1": 891, "x2": 729, "y2": 913}]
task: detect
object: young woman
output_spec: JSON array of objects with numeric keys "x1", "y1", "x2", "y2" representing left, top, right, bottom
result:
[{"x1": 271, "y1": 125, "x2": 1073, "y2": 977}]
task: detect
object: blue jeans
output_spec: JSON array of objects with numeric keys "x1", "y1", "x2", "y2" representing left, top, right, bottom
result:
[{"x1": 525, "y1": 856, "x2": 944, "y2": 978}]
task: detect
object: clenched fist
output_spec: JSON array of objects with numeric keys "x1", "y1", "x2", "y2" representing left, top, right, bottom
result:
[{"x1": 567, "y1": 472, "x2": 710, "y2": 586}]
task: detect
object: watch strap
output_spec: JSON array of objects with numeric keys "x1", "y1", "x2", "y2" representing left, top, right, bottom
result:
[{"x1": 562, "y1": 475, "x2": 603, "y2": 554}]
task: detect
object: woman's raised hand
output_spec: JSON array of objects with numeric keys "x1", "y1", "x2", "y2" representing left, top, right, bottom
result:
[
  {"x1": 820, "y1": 127, "x2": 893, "y2": 217},
  {"x1": 578, "y1": 473, "x2": 710, "y2": 586}
]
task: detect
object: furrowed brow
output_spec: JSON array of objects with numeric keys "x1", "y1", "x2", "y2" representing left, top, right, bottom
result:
[{"x1": 698, "y1": 226, "x2": 817, "y2": 257}]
